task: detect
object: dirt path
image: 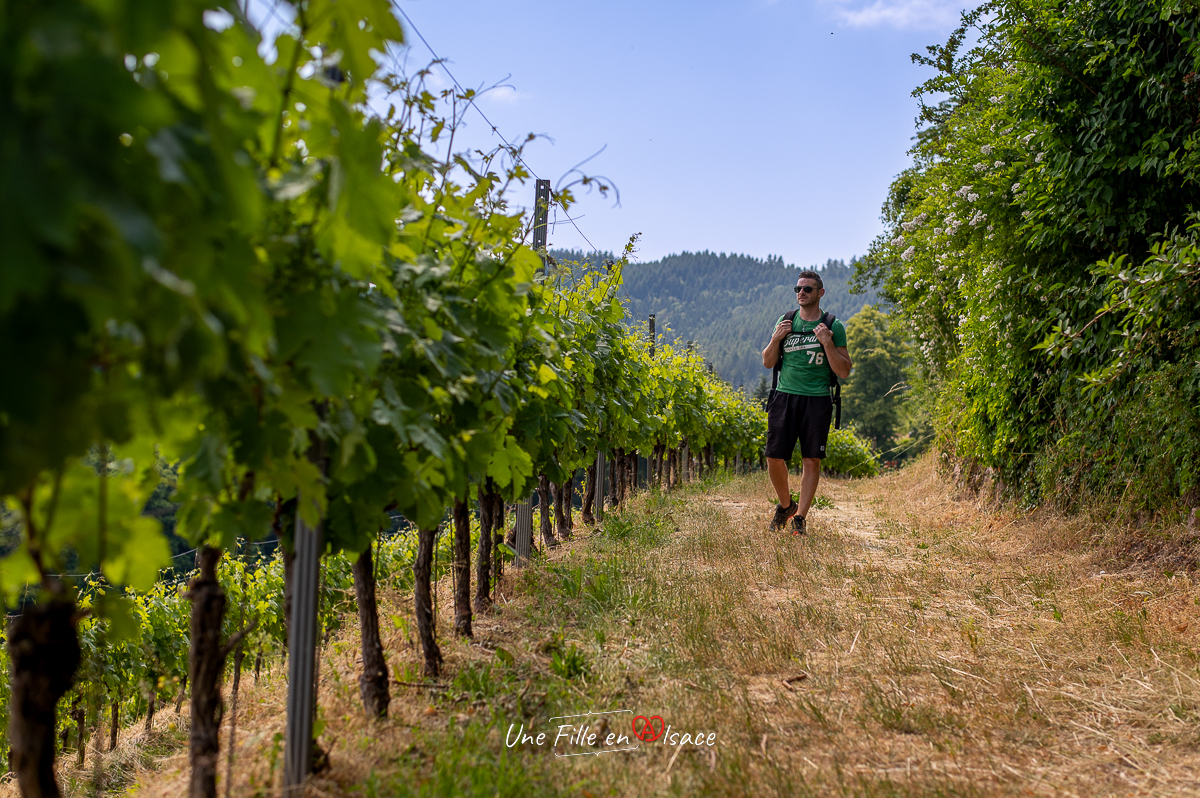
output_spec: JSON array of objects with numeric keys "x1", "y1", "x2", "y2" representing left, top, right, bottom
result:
[
  {"x1": 107, "y1": 457, "x2": 1200, "y2": 798},
  {"x1": 701, "y1": 460, "x2": 1200, "y2": 796}
]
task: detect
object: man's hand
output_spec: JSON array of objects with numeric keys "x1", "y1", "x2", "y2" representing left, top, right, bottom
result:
[
  {"x1": 763, "y1": 319, "x2": 793, "y2": 369},
  {"x1": 814, "y1": 323, "x2": 833, "y2": 346}
]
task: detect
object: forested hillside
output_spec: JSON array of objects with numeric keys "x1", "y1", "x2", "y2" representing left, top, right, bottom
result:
[
  {"x1": 551, "y1": 250, "x2": 879, "y2": 390},
  {"x1": 862, "y1": 0, "x2": 1200, "y2": 512}
]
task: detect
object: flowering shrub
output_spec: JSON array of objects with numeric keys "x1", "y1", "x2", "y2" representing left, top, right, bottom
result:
[{"x1": 855, "y1": 0, "x2": 1200, "y2": 509}]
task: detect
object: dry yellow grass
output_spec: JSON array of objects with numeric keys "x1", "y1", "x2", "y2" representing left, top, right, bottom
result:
[{"x1": 21, "y1": 453, "x2": 1200, "y2": 797}]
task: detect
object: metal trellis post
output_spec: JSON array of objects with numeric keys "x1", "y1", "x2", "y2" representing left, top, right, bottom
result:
[
  {"x1": 514, "y1": 501, "x2": 533, "y2": 563},
  {"x1": 648, "y1": 314, "x2": 656, "y2": 489},
  {"x1": 515, "y1": 179, "x2": 552, "y2": 563},
  {"x1": 284, "y1": 502, "x2": 321, "y2": 793}
]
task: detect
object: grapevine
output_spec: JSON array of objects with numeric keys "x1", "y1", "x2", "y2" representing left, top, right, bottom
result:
[{"x1": 0, "y1": 0, "x2": 766, "y2": 792}]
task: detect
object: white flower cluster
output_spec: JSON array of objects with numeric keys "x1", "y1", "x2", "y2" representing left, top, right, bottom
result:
[
  {"x1": 901, "y1": 246, "x2": 916, "y2": 262},
  {"x1": 944, "y1": 213, "x2": 962, "y2": 236},
  {"x1": 993, "y1": 161, "x2": 1005, "y2": 168},
  {"x1": 952, "y1": 184, "x2": 980, "y2": 203},
  {"x1": 1021, "y1": 133, "x2": 1034, "y2": 144},
  {"x1": 974, "y1": 162, "x2": 988, "y2": 172},
  {"x1": 970, "y1": 210, "x2": 987, "y2": 226},
  {"x1": 981, "y1": 144, "x2": 993, "y2": 155},
  {"x1": 989, "y1": 95, "x2": 1001, "y2": 104},
  {"x1": 901, "y1": 212, "x2": 928, "y2": 232},
  {"x1": 891, "y1": 236, "x2": 906, "y2": 247},
  {"x1": 1011, "y1": 182, "x2": 1021, "y2": 193},
  {"x1": 1035, "y1": 152, "x2": 1045, "y2": 163}
]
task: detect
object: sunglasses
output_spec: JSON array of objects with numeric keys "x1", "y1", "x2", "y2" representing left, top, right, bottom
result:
[{"x1": 794, "y1": 285, "x2": 818, "y2": 294}]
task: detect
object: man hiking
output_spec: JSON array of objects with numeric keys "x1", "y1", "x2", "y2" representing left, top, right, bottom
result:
[{"x1": 761, "y1": 270, "x2": 852, "y2": 535}]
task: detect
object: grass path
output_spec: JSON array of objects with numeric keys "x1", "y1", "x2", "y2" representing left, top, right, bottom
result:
[{"x1": 104, "y1": 457, "x2": 1200, "y2": 797}]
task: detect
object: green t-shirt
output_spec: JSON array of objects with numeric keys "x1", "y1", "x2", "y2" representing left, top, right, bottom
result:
[{"x1": 774, "y1": 312, "x2": 848, "y2": 397}]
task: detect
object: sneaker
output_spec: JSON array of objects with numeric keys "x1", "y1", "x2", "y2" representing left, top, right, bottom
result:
[
  {"x1": 791, "y1": 515, "x2": 807, "y2": 536},
  {"x1": 770, "y1": 501, "x2": 799, "y2": 531}
]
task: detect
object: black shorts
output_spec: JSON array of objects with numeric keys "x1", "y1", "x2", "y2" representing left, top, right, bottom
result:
[{"x1": 765, "y1": 392, "x2": 833, "y2": 460}]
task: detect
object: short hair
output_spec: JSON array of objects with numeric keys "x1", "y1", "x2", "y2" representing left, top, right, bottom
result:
[{"x1": 796, "y1": 270, "x2": 823, "y2": 289}]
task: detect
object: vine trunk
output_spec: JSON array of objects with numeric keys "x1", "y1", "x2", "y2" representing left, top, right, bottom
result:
[
  {"x1": 414, "y1": 527, "x2": 442, "y2": 677},
  {"x1": 353, "y1": 546, "x2": 390, "y2": 716},
  {"x1": 8, "y1": 598, "x2": 80, "y2": 798}
]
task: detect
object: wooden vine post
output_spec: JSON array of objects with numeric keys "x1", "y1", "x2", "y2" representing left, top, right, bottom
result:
[
  {"x1": 595, "y1": 446, "x2": 606, "y2": 521},
  {"x1": 475, "y1": 484, "x2": 494, "y2": 613},
  {"x1": 536, "y1": 475, "x2": 552, "y2": 551}
]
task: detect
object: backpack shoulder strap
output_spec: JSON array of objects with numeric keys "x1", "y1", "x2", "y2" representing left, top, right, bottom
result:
[
  {"x1": 823, "y1": 311, "x2": 840, "y2": 388},
  {"x1": 778, "y1": 310, "x2": 799, "y2": 359},
  {"x1": 771, "y1": 310, "x2": 801, "y2": 390}
]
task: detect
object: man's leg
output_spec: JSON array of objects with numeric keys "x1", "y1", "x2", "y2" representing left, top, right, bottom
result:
[
  {"x1": 766, "y1": 393, "x2": 801, "y2": 529},
  {"x1": 767, "y1": 457, "x2": 791, "y2": 508},
  {"x1": 797, "y1": 458, "x2": 822, "y2": 519}
]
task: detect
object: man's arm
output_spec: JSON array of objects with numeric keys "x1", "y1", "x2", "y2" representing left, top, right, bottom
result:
[
  {"x1": 814, "y1": 325, "x2": 852, "y2": 379},
  {"x1": 762, "y1": 319, "x2": 791, "y2": 369}
]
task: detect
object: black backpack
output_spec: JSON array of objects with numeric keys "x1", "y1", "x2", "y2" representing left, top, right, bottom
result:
[{"x1": 769, "y1": 309, "x2": 842, "y2": 430}]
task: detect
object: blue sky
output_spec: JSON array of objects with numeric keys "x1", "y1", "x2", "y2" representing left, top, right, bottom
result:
[{"x1": 391, "y1": 0, "x2": 974, "y2": 269}]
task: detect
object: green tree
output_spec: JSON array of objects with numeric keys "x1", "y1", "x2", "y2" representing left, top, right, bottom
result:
[
  {"x1": 858, "y1": 0, "x2": 1200, "y2": 508},
  {"x1": 840, "y1": 305, "x2": 909, "y2": 446}
]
